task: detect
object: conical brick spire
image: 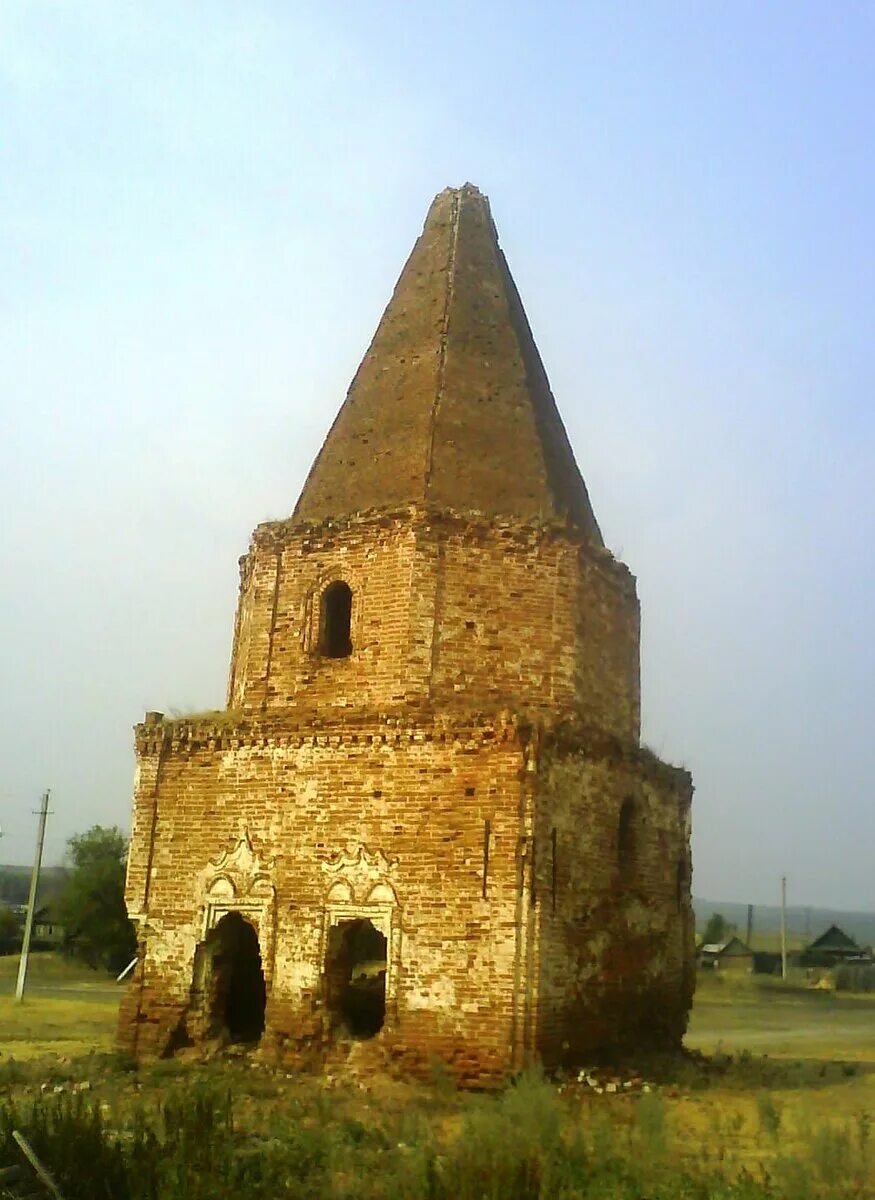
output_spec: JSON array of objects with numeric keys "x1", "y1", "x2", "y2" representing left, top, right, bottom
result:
[{"x1": 294, "y1": 184, "x2": 602, "y2": 542}]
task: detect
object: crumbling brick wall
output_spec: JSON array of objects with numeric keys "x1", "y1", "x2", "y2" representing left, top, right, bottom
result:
[
  {"x1": 122, "y1": 709, "x2": 535, "y2": 1084},
  {"x1": 533, "y1": 731, "x2": 694, "y2": 1066},
  {"x1": 228, "y1": 508, "x2": 639, "y2": 740},
  {"x1": 122, "y1": 508, "x2": 690, "y2": 1081},
  {"x1": 121, "y1": 719, "x2": 692, "y2": 1080},
  {"x1": 122, "y1": 181, "x2": 695, "y2": 1080}
]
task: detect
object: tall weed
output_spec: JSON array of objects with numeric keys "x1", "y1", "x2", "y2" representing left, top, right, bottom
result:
[{"x1": 0, "y1": 1075, "x2": 870, "y2": 1200}]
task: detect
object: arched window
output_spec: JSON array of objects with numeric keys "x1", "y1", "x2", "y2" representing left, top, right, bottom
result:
[
  {"x1": 319, "y1": 581, "x2": 353, "y2": 658},
  {"x1": 617, "y1": 797, "x2": 636, "y2": 879},
  {"x1": 324, "y1": 917, "x2": 387, "y2": 1038}
]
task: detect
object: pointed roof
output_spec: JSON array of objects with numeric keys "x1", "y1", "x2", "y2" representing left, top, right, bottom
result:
[
  {"x1": 293, "y1": 185, "x2": 602, "y2": 541},
  {"x1": 808, "y1": 924, "x2": 860, "y2": 952}
]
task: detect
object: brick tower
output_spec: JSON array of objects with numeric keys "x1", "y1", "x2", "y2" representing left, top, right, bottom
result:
[{"x1": 120, "y1": 185, "x2": 694, "y2": 1082}]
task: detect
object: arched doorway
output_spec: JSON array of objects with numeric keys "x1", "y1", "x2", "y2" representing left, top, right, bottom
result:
[
  {"x1": 203, "y1": 911, "x2": 266, "y2": 1042},
  {"x1": 324, "y1": 917, "x2": 387, "y2": 1038}
]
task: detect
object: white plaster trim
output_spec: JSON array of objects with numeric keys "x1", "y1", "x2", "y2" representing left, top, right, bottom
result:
[{"x1": 196, "y1": 826, "x2": 277, "y2": 980}]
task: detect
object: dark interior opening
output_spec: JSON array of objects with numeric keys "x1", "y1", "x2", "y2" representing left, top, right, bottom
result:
[
  {"x1": 319, "y1": 581, "x2": 353, "y2": 658},
  {"x1": 206, "y1": 912, "x2": 266, "y2": 1043},
  {"x1": 617, "y1": 797, "x2": 636, "y2": 879},
  {"x1": 324, "y1": 917, "x2": 387, "y2": 1038}
]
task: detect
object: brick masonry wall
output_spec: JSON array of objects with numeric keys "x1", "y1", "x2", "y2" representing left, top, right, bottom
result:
[
  {"x1": 291, "y1": 186, "x2": 603, "y2": 541},
  {"x1": 122, "y1": 711, "x2": 530, "y2": 1085},
  {"x1": 121, "y1": 709, "x2": 693, "y2": 1079},
  {"x1": 123, "y1": 506, "x2": 691, "y2": 1080},
  {"x1": 126, "y1": 182, "x2": 697, "y2": 1079},
  {"x1": 428, "y1": 519, "x2": 639, "y2": 736},
  {"x1": 227, "y1": 508, "x2": 639, "y2": 740},
  {"x1": 533, "y1": 738, "x2": 694, "y2": 1065}
]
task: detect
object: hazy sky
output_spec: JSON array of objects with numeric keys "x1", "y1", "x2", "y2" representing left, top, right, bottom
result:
[{"x1": 1, "y1": 2, "x2": 873, "y2": 910}]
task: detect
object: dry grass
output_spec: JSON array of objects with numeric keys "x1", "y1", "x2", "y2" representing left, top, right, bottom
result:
[
  {"x1": 0, "y1": 952, "x2": 119, "y2": 1060},
  {"x1": 675, "y1": 972, "x2": 875, "y2": 1182},
  {"x1": 1, "y1": 957, "x2": 874, "y2": 1196},
  {"x1": 0, "y1": 952, "x2": 114, "y2": 986},
  {"x1": 688, "y1": 970, "x2": 875, "y2": 1058}
]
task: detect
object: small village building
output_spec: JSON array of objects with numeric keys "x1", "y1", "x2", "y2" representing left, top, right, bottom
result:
[
  {"x1": 698, "y1": 937, "x2": 754, "y2": 973},
  {"x1": 119, "y1": 185, "x2": 694, "y2": 1083},
  {"x1": 802, "y1": 925, "x2": 871, "y2": 967},
  {"x1": 33, "y1": 904, "x2": 64, "y2": 947}
]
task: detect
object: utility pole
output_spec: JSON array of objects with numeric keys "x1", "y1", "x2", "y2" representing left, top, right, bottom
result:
[
  {"x1": 780, "y1": 875, "x2": 788, "y2": 982},
  {"x1": 746, "y1": 903, "x2": 754, "y2": 948},
  {"x1": 15, "y1": 791, "x2": 51, "y2": 1003}
]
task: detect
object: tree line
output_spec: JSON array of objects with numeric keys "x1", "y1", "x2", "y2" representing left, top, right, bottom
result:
[{"x1": 0, "y1": 825, "x2": 136, "y2": 974}]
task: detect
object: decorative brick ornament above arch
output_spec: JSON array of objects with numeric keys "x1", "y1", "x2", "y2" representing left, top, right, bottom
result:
[
  {"x1": 320, "y1": 844, "x2": 398, "y2": 896},
  {"x1": 319, "y1": 844, "x2": 401, "y2": 1018},
  {"x1": 197, "y1": 828, "x2": 277, "y2": 980}
]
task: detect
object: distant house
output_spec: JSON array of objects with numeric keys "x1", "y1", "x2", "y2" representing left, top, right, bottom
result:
[
  {"x1": 802, "y1": 924, "x2": 871, "y2": 967},
  {"x1": 33, "y1": 904, "x2": 64, "y2": 946},
  {"x1": 698, "y1": 936, "x2": 754, "y2": 973}
]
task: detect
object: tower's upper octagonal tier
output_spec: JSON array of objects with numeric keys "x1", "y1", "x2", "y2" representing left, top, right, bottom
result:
[{"x1": 293, "y1": 185, "x2": 602, "y2": 542}]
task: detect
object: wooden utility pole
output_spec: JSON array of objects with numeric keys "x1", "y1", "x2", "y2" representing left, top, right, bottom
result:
[
  {"x1": 15, "y1": 791, "x2": 51, "y2": 1003},
  {"x1": 780, "y1": 875, "x2": 788, "y2": 982},
  {"x1": 746, "y1": 903, "x2": 754, "y2": 948}
]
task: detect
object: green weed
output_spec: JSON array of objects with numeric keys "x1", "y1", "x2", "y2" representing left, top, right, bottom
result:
[
  {"x1": 635, "y1": 1090, "x2": 667, "y2": 1156},
  {"x1": 809, "y1": 1123, "x2": 852, "y2": 1186},
  {"x1": 756, "y1": 1093, "x2": 782, "y2": 1139},
  {"x1": 0, "y1": 1073, "x2": 871, "y2": 1200}
]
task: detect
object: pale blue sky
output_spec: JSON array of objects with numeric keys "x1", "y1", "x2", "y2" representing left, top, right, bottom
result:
[{"x1": 1, "y1": 2, "x2": 873, "y2": 909}]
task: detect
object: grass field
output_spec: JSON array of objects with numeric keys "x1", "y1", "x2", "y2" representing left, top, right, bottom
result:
[
  {"x1": 1, "y1": 955, "x2": 874, "y2": 1197},
  {"x1": 0, "y1": 952, "x2": 119, "y2": 1060},
  {"x1": 679, "y1": 974, "x2": 875, "y2": 1187},
  {"x1": 689, "y1": 972, "x2": 875, "y2": 1059}
]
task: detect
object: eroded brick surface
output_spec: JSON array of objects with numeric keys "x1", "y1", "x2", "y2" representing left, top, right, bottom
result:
[
  {"x1": 228, "y1": 509, "x2": 639, "y2": 740},
  {"x1": 121, "y1": 184, "x2": 693, "y2": 1083}
]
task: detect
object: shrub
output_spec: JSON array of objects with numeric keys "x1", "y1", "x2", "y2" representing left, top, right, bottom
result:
[{"x1": 0, "y1": 1074, "x2": 868, "y2": 1200}]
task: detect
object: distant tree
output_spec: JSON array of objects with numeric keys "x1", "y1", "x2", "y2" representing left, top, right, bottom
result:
[
  {"x1": 0, "y1": 869, "x2": 30, "y2": 906},
  {"x1": 56, "y1": 825, "x2": 136, "y2": 973},
  {"x1": 702, "y1": 912, "x2": 730, "y2": 944},
  {"x1": 0, "y1": 905, "x2": 19, "y2": 940}
]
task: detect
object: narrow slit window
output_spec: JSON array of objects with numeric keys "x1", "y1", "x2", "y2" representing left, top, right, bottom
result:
[
  {"x1": 617, "y1": 797, "x2": 636, "y2": 880},
  {"x1": 676, "y1": 858, "x2": 687, "y2": 911},
  {"x1": 319, "y1": 582, "x2": 353, "y2": 658}
]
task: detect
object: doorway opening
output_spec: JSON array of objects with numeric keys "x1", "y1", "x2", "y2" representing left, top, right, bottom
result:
[
  {"x1": 204, "y1": 911, "x2": 266, "y2": 1043},
  {"x1": 324, "y1": 917, "x2": 387, "y2": 1038}
]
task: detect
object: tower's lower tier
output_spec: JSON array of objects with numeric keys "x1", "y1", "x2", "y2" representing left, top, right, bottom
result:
[{"x1": 120, "y1": 708, "x2": 693, "y2": 1084}]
